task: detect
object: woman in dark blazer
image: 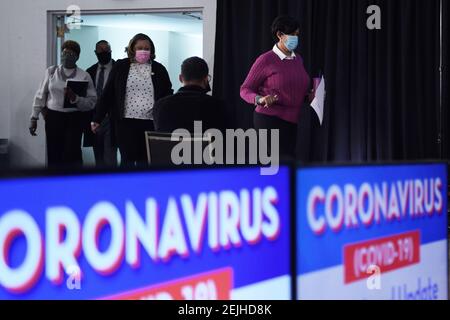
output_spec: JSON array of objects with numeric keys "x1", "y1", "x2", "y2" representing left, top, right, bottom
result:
[{"x1": 92, "y1": 33, "x2": 173, "y2": 167}]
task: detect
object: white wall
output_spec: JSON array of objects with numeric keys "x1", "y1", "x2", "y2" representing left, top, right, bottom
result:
[
  {"x1": 71, "y1": 26, "x2": 202, "y2": 91},
  {"x1": 0, "y1": 0, "x2": 216, "y2": 168},
  {"x1": 0, "y1": 6, "x2": 10, "y2": 141},
  {"x1": 97, "y1": 29, "x2": 203, "y2": 91},
  {"x1": 168, "y1": 32, "x2": 203, "y2": 91},
  {"x1": 98, "y1": 27, "x2": 171, "y2": 72},
  {"x1": 65, "y1": 25, "x2": 100, "y2": 70}
]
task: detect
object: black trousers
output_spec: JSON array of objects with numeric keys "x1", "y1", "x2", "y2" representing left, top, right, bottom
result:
[
  {"x1": 253, "y1": 111, "x2": 298, "y2": 159},
  {"x1": 116, "y1": 118, "x2": 154, "y2": 167},
  {"x1": 93, "y1": 116, "x2": 118, "y2": 167},
  {"x1": 45, "y1": 109, "x2": 84, "y2": 168}
]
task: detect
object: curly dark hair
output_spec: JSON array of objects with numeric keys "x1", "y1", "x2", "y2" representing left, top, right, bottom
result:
[
  {"x1": 271, "y1": 15, "x2": 300, "y2": 42},
  {"x1": 61, "y1": 40, "x2": 81, "y2": 56}
]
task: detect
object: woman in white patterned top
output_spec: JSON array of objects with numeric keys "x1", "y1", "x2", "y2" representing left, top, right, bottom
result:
[
  {"x1": 92, "y1": 33, "x2": 173, "y2": 167},
  {"x1": 29, "y1": 40, "x2": 97, "y2": 168}
]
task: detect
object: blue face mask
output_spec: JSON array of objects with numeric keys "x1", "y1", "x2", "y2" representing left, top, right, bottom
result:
[{"x1": 284, "y1": 35, "x2": 298, "y2": 52}]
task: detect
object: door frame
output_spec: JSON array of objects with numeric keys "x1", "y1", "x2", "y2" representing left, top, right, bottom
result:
[{"x1": 47, "y1": 7, "x2": 204, "y2": 67}]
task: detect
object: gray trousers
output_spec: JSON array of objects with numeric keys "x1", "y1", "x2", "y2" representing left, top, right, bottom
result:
[{"x1": 93, "y1": 116, "x2": 118, "y2": 167}]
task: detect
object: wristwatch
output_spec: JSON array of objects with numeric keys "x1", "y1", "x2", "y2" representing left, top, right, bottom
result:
[{"x1": 255, "y1": 95, "x2": 263, "y2": 106}]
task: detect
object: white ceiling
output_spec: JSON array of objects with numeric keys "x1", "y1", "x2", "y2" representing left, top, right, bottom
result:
[{"x1": 75, "y1": 12, "x2": 203, "y2": 35}]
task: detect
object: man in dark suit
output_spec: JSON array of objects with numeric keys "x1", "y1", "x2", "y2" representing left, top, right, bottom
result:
[
  {"x1": 153, "y1": 57, "x2": 226, "y2": 133},
  {"x1": 85, "y1": 40, "x2": 117, "y2": 167}
]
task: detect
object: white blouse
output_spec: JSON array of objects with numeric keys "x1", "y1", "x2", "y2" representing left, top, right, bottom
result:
[
  {"x1": 31, "y1": 65, "x2": 97, "y2": 119},
  {"x1": 123, "y1": 63, "x2": 155, "y2": 120}
]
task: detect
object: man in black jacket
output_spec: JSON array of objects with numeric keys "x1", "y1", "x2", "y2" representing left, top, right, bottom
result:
[
  {"x1": 153, "y1": 57, "x2": 226, "y2": 133},
  {"x1": 85, "y1": 40, "x2": 117, "y2": 167}
]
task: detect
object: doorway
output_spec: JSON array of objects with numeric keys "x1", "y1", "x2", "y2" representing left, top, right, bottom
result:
[{"x1": 50, "y1": 11, "x2": 203, "y2": 166}]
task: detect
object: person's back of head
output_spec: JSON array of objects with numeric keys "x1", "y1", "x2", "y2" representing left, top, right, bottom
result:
[{"x1": 180, "y1": 57, "x2": 210, "y2": 90}]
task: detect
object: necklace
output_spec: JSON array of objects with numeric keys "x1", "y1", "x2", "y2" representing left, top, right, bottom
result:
[{"x1": 59, "y1": 66, "x2": 77, "y2": 81}]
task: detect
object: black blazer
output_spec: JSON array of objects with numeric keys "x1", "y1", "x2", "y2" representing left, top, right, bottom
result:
[
  {"x1": 153, "y1": 85, "x2": 227, "y2": 133},
  {"x1": 86, "y1": 60, "x2": 116, "y2": 87},
  {"x1": 83, "y1": 60, "x2": 116, "y2": 147},
  {"x1": 93, "y1": 58, "x2": 173, "y2": 125}
]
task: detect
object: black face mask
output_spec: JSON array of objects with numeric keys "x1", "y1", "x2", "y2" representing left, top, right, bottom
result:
[
  {"x1": 61, "y1": 52, "x2": 78, "y2": 69},
  {"x1": 96, "y1": 51, "x2": 112, "y2": 65}
]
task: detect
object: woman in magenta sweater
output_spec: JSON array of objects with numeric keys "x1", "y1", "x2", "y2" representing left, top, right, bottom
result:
[{"x1": 240, "y1": 15, "x2": 310, "y2": 158}]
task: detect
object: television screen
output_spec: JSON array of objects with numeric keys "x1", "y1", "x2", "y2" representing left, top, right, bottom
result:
[
  {"x1": 296, "y1": 163, "x2": 448, "y2": 300},
  {"x1": 0, "y1": 166, "x2": 291, "y2": 300}
]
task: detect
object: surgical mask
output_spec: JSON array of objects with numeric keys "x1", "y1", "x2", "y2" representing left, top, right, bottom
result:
[
  {"x1": 96, "y1": 51, "x2": 112, "y2": 65},
  {"x1": 135, "y1": 50, "x2": 151, "y2": 64},
  {"x1": 284, "y1": 35, "x2": 299, "y2": 52},
  {"x1": 61, "y1": 52, "x2": 78, "y2": 69}
]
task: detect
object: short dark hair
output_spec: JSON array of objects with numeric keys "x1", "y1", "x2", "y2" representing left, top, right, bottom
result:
[
  {"x1": 181, "y1": 57, "x2": 209, "y2": 81},
  {"x1": 61, "y1": 40, "x2": 81, "y2": 56},
  {"x1": 271, "y1": 15, "x2": 300, "y2": 41},
  {"x1": 95, "y1": 40, "x2": 110, "y2": 50},
  {"x1": 127, "y1": 33, "x2": 156, "y2": 61}
]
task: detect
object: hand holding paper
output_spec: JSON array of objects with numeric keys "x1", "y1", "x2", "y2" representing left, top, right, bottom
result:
[{"x1": 310, "y1": 76, "x2": 326, "y2": 125}]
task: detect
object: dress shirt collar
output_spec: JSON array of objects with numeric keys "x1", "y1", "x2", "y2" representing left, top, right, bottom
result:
[
  {"x1": 273, "y1": 44, "x2": 296, "y2": 60},
  {"x1": 99, "y1": 60, "x2": 113, "y2": 70}
]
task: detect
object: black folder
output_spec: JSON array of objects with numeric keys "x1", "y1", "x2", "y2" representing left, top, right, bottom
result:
[{"x1": 64, "y1": 80, "x2": 89, "y2": 109}]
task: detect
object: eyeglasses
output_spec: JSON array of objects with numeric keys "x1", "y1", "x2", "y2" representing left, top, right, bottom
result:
[{"x1": 62, "y1": 50, "x2": 77, "y2": 57}]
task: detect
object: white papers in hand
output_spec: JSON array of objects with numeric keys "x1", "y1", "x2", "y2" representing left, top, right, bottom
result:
[{"x1": 310, "y1": 76, "x2": 326, "y2": 125}]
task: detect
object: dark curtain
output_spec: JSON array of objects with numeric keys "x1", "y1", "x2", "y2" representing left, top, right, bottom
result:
[
  {"x1": 444, "y1": 0, "x2": 449, "y2": 159},
  {"x1": 213, "y1": 0, "x2": 443, "y2": 162}
]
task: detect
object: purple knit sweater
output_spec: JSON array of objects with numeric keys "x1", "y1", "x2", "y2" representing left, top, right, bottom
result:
[{"x1": 240, "y1": 50, "x2": 310, "y2": 124}]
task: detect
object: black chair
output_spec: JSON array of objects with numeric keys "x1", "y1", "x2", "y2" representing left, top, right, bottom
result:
[{"x1": 145, "y1": 131, "x2": 213, "y2": 166}]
